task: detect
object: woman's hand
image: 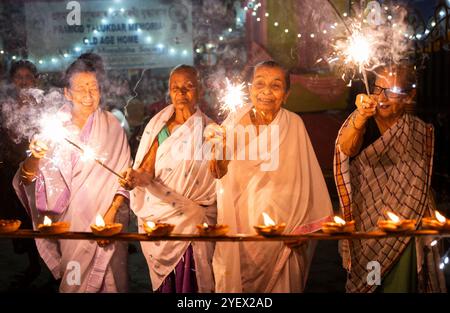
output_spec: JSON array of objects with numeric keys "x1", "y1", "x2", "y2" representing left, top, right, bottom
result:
[
  {"x1": 205, "y1": 123, "x2": 230, "y2": 179},
  {"x1": 20, "y1": 139, "x2": 48, "y2": 184},
  {"x1": 119, "y1": 168, "x2": 152, "y2": 190},
  {"x1": 29, "y1": 139, "x2": 48, "y2": 159},
  {"x1": 97, "y1": 195, "x2": 127, "y2": 248},
  {"x1": 355, "y1": 94, "x2": 377, "y2": 120},
  {"x1": 204, "y1": 123, "x2": 226, "y2": 145},
  {"x1": 284, "y1": 238, "x2": 309, "y2": 249}
]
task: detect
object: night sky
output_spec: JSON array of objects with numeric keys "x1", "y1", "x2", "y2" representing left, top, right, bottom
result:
[{"x1": 404, "y1": 0, "x2": 445, "y2": 21}]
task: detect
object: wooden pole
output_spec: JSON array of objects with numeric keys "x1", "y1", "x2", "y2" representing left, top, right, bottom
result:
[{"x1": 0, "y1": 229, "x2": 448, "y2": 242}]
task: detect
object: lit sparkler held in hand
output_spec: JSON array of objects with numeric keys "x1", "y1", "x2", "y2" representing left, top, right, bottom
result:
[
  {"x1": 64, "y1": 138, "x2": 124, "y2": 179},
  {"x1": 331, "y1": 22, "x2": 378, "y2": 95},
  {"x1": 327, "y1": 5, "x2": 413, "y2": 96},
  {"x1": 35, "y1": 112, "x2": 124, "y2": 179},
  {"x1": 337, "y1": 30, "x2": 373, "y2": 94}
]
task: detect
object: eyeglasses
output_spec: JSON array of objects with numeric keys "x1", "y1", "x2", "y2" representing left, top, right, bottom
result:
[{"x1": 372, "y1": 85, "x2": 412, "y2": 99}]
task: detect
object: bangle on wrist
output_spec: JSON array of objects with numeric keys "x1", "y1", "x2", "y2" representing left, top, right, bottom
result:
[
  {"x1": 351, "y1": 111, "x2": 365, "y2": 131},
  {"x1": 20, "y1": 165, "x2": 37, "y2": 183}
]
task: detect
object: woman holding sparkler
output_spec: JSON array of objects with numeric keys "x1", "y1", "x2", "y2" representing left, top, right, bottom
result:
[
  {"x1": 120, "y1": 65, "x2": 216, "y2": 293},
  {"x1": 12, "y1": 56, "x2": 131, "y2": 292},
  {"x1": 334, "y1": 64, "x2": 446, "y2": 293},
  {"x1": 209, "y1": 61, "x2": 333, "y2": 292}
]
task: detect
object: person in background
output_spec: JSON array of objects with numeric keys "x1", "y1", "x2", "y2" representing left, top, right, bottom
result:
[{"x1": 0, "y1": 60, "x2": 42, "y2": 288}]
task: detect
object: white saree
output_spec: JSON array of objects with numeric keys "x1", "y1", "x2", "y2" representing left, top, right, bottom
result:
[
  {"x1": 130, "y1": 105, "x2": 217, "y2": 292},
  {"x1": 213, "y1": 105, "x2": 333, "y2": 293}
]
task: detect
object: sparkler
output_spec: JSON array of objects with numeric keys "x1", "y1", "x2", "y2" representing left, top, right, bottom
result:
[
  {"x1": 327, "y1": 5, "x2": 413, "y2": 96},
  {"x1": 331, "y1": 23, "x2": 377, "y2": 95},
  {"x1": 64, "y1": 138, "x2": 124, "y2": 179},
  {"x1": 219, "y1": 78, "x2": 247, "y2": 114},
  {"x1": 342, "y1": 32, "x2": 372, "y2": 94},
  {"x1": 35, "y1": 113, "x2": 124, "y2": 180}
]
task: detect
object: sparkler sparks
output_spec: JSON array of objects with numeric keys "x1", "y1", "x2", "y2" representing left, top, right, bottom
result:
[
  {"x1": 79, "y1": 145, "x2": 97, "y2": 162},
  {"x1": 34, "y1": 112, "x2": 124, "y2": 179},
  {"x1": 38, "y1": 112, "x2": 70, "y2": 143},
  {"x1": 219, "y1": 78, "x2": 247, "y2": 114},
  {"x1": 327, "y1": 5, "x2": 414, "y2": 95},
  {"x1": 331, "y1": 23, "x2": 378, "y2": 94},
  {"x1": 64, "y1": 138, "x2": 124, "y2": 179},
  {"x1": 345, "y1": 34, "x2": 371, "y2": 65}
]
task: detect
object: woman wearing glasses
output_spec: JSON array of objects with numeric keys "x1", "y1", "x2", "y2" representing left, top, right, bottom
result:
[{"x1": 334, "y1": 64, "x2": 446, "y2": 293}]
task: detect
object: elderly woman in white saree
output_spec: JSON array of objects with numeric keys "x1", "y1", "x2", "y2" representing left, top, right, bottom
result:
[
  {"x1": 12, "y1": 56, "x2": 131, "y2": 292},
  {"x1": 208, "y1": 61, "x2": 333, "y2": 293},
  {"x1": 120, "y1": 65, "x2": 216, "y2": 293}
]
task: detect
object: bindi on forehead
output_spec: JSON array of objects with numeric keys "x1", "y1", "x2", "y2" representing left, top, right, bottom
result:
[{"x1": 71, "y1": 74, "x2": 98, "y2": 87}]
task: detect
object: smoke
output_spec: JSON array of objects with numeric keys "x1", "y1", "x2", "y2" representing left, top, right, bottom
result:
[
  {"x1": 1, "y1": 88, "x2": 67, "y2": 144},
  {"x1": 327, "y1": 4, "x2": 415, "y2": 86}
]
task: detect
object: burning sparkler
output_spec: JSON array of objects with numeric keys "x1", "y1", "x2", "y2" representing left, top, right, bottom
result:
[
  {"x1": 35, "y1": 113, "x2": 124, "y2": 179},
  {"x1": 64, "y1": 138, "x2": 124, "y2": 179},
  {"x1": 327, "y1": 5, "x2": 413, "y2": 96},
  {"x1": 219, "y1": 78, "x2": 247, "y2": 114},
  {"x1": 331, "y1": 23, "x2": 377, "y2": 94}
]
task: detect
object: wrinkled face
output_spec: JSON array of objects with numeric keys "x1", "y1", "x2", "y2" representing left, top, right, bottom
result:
[
  {"x1": 169, "y1": 70, "x2": 198, "y2": 111},
  {"x1": 249, "y1": 66, "x2": 288, "y2": 115},
  {"x1": 12, "y1": 67, "x2": 36, "y2": 90},
  {"x1": 372, "y1": 70, "x2": 415, "y2": 119},
  {"x1": 64, "y1": 72, "x2": 100, "y2": 112}
]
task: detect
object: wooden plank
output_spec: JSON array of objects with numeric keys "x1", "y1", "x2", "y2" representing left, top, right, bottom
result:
[{"x1": 0, "y1": 229, "x2": 448, "y2": 242}]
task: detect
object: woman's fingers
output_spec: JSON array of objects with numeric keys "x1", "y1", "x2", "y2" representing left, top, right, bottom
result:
[
  {"x1": 119, "y1": 168, "x2": 135, "y2": 190},
  {"x1": 284, "y1": 239, "x2": 308, "y2": 249},
  {"x1": 96, "y1": 239, "x2": 111, "y2": 248},
  {"x1": 355, "y1": 94, "x2": 377, "y2": 117},
  {"x1": 29, "y1": 139, "x2": 48, "y2": 159},
  {"x1": 356, "y1": 94, "x2": 376, "y2": 109},
  {"x1": 204, "y1": 123, "x2": 226, "y2": 144}
]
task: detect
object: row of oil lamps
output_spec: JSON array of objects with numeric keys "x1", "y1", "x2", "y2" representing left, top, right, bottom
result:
[{"x1": 0, "y1": 211, "x2": 449, "y2": 237}]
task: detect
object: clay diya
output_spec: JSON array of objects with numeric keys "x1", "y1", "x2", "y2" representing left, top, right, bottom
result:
[
  {"x1": 254, "y1": 212, "x2": 286, "y2": 236},
  {"x1": 38, "y1": 216, "x2": 70, "y2": 234},
  {"x1": 377, "y1": 211, "x2": 416, "y2": 232},
  {"x1": 197, "y1": 223, "x2": 229, "y2": 236},
  {"x1": 143, "y1": 221, "x2": 175, "y2": 236},
  {"x1": 421, "y1": 210, "x2": 450, "y2": 231},
  {"x1": 322, "y1": 216, "x2": 356, "y2": 234},
  {"x1": 0, "y1": 219, "x2": 21, "y2": 233},
  {"x1": 90, "y1": 214, "x2": 122, "y2": 237}
]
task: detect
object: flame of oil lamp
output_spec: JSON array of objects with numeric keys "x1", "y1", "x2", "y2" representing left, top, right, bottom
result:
[
  {"x1": 95, "y1": 214, "x2": 106, "y2": 228},
  {"x1": 262, "y1": 212, "x2": 276, "y2": 226},
  {"x1": 435, "y1": 211, "x2": 447, "y2": 224},
  {"x1": 146, "y1": 221, "x2": 156, "y2": 229},
  {"x1": 43, "y1": 216, "x2": 52, "y2": 226},
  {"x1": 334, "y1": 216, "x2": 346, "y2": 225},
  {"x1": 386, "y1": 211, "x2": 401, "y2": 224}
]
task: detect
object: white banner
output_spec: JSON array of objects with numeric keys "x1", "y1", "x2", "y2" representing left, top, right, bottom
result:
[{"x1": 25, "y1": 0, "x2": 193, "y2": 70}]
